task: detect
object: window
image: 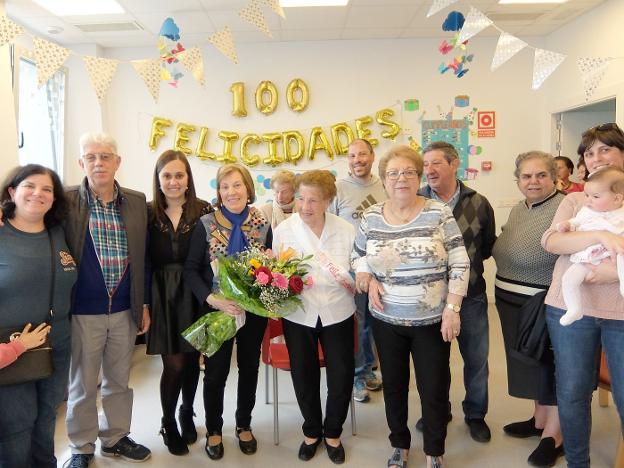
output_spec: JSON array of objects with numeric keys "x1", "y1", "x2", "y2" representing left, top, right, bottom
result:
[{"x1": 13, "y1": 47, "x2": 66, "y2": 178}]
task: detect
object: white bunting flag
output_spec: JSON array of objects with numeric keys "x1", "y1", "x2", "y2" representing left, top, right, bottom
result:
[
  {"x1": 457, "y1": 7, "x2": 492, "y2": 44},
  {"x1": 33, "y1": 37, "x2": 70, "y2": 87},
  {"x1": 0, "y1": 15, "x2": 23, "y2": 47},
  {"x1": 83, "y1": 56, "x2": 119, "y2": 103},
  {"x1": 577, "y1": 57, "x2": 613, "y2": 101},
  {"x1": 178, "y1": 47, "x2": 205, "y2": 86},
  {"x1": 426, "y1": 0, "x2": 459, "y2": 18},
  {"x1": 239, "y1": 0, "x2": 273, "y2": 38},
  {"x1": 131, "y1": 59, "x2": 162, "y2": 103},
  {"x1": 209, "y1": 27, "x2": 239, "y2": 64},
  {"x1": 491, "y1": 32, "x2": 527, "y2": 71},
  {"x1": 532, "y1": 48, "x2": 566, "y2": 90}
]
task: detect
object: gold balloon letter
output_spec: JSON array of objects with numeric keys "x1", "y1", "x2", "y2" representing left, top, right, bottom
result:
[
  {"x1": 174, "y1": 123, "x2": 197, "y2": 155},
  {"x1": 240, "y1": 134, "x2": 262, "y2": 167},
  {"x1": 307, "y1": 127, "x2": 334, "y2": 161},
  {"x1": 286, "y1": 78, "x2": 309, "y2": 113},
  {"x1": 149, "y1": 117, "x2": 172, "y2": 151},
  {"x1": 376, "y1": 108, "x2": 401, "y2": 139},
  {"x1": 195, "y1": 127, "x2": 216, "y2": 161},
  {"x1": 255, "y1": 80, "x2": 278, "y2": 115},
  {"x1": 355, "y1": 116, "x2": 379, "y2": 146},
  {"x1": 217, "y1": 131, "x2": 239, "y2": 164},
  {"x1": 331, "y1": 122, "x2": 355, "y2": 156},
  {"x1": 282, "y1": 131, "x2": 305, "y2": 164},
  {"x1": 230, "y1": 82, "x2": 247, "y2": 118},
  {"x1": 262, "y1": 132, "x2": 284, "y2": 166}
]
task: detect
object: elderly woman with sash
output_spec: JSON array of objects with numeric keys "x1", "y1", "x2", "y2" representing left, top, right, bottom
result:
[{"x1": 272, "y1": 170, "x2": 356, "y2": 465}]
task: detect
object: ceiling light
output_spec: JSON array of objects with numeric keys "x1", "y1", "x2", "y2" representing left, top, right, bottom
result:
[
  {"x1": 33, "y1": 0, "x2": 125, "y2": 16},
  {"x1": 499, "y1": 0, "x2": 568, "y2": 3},
  {"x1": 280, "y1": 0, "x2": 349, "y2": 6}
]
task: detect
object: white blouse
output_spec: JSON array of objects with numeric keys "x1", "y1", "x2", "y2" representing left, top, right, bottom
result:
[{"x1": 272, "y1": 213, "x2": 356, "y2": 328}]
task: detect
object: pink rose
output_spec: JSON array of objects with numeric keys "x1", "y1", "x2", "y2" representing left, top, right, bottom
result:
[
  {"x1": 256, "y1": 271, "x2": 270, "y2": 285},
  {"x1": 272, "y1": 272, "x2": 288, "y2": 290},
  {"x1": 305, "y1": 276, "x2": 313, "y2": 289}
]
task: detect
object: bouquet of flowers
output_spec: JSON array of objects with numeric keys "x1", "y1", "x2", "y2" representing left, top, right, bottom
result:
[{"x1": 183, "y1": 246, "x2": 313, "y2": 357}]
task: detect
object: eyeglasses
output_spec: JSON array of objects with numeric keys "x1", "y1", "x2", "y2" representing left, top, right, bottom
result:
[
  {"x1": 82, "y1": 152, "x2": 116, "y2": 163},
  {"x1": 385, "y1": 169, "x2": 420, "y2": 180}
]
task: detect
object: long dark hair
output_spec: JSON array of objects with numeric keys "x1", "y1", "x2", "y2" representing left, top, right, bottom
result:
[
  {"x1": 0, "y1": 164, "x2": 67, "y2": 227},
  {"x1": 151, "y1": 150, "x2": 203, "y2": 224}
]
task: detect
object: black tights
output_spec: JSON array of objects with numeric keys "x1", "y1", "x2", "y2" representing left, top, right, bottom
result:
[{"x1": 160, "y1": 352, "x2": 200, "y2": 422}]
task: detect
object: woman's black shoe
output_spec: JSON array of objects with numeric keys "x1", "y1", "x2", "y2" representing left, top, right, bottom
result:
[
  {"x1": 178, "y1": 406, "x2": 197, "y2": 444},
  {"x1": 298, "y1": 438, "x2": 322, "y2": 461},
  {"x1": 235, "y1": 427, "x2": 258, "y2": 455},
  {"x1": 160, "y1": 419, "x2": 189, "y2": 456},
  {"x1": 503, "y1": 417, "x2": 544, "y2": 438},
  {"x1": 527, "y1": 437, "x2": 564, "y2": 467},
  {"x1": 325, "y1": 439, "x2": 345, "y2": 464},
  {"x1": 205, "y1": 433, "x2": 224, "y2": 460}
]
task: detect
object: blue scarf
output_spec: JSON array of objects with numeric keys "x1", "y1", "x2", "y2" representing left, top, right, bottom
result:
[{"x1": 221, "y1": 205, "x2": 250, "y2": 255}]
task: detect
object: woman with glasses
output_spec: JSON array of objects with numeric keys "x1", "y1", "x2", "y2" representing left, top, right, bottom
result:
[
  {"x1": 351, "y1": 145, "x2": 469, "y2": 468},
  {"x1": 492, "y1": 151, "x2": 565, "y2": 467},
  {"x1": 542, "y1": 123, "x2": 624, "y2": 467}
]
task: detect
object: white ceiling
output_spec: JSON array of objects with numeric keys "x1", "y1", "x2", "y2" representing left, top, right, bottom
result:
[{"x1": 4, "y1": 0, "x2": 606, "y2": 48}]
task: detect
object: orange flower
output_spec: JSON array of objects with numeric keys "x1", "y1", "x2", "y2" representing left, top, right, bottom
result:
[{"x1": 278, "y1": 246, "x2": 296, "y2": 263}]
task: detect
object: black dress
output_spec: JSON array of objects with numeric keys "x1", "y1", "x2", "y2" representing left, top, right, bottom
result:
[{"x1": 146, "y1": 200, "x2": 212, "y2": 355}]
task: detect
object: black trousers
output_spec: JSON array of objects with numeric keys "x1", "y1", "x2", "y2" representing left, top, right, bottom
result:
[
  {"x1": 203, "y1": 312, "x2": 268, "y2": 433},
  {"x1": 282, "y1": 315, "x2": 355, "y2": 439},
  {"x1": 372, "y1": 317, "x2": 450, "y2": 456}
]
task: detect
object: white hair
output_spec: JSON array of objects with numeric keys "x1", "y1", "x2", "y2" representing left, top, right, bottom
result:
[{"x1": 79, "y1": 132, "x2": 118, "y2": 155}]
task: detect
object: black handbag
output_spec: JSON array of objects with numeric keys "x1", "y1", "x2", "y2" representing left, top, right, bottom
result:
[{"x1": 0, "y1": 231, "x2": 55, "y2": 386}]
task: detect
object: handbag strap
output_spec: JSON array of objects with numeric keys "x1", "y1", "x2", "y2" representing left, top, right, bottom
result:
[{"x1": 47, "y1": 229, "x2": 55, "y2": 323}]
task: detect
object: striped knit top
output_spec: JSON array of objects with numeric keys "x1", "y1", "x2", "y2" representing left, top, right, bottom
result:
[{"x1": 351, "y1": 199, "x2": 470, "y2": 326}]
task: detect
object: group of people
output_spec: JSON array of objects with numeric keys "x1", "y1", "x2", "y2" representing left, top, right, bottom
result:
[{"x1": 0, "y1": 124, "x2": 622, "y2": 468}]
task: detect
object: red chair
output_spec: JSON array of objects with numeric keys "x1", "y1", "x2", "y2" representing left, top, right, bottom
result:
[
  {"x1": 261, "y1": 318, "x2": 357, "y2": 445},
  {"x1": 597, "y1": 350, "x2": 624, "y2": 468}
]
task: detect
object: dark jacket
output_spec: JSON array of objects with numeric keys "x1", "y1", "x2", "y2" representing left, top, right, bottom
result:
[
  {"x1": 420, "y1": 180, "x2": 496, "y2": 298},
  {"x1": 64, "y1": 178, "x2": 148, "y2": 327},
  {"x1": 510, "y1": 291, "x2": 549, "y2": 365}
]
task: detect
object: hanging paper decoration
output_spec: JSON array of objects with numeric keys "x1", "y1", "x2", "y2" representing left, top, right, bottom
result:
[
  {"x1": 239, "y1": 0, "x2": 273, "y2": 38},
  {"x1": 577, "y1": 57, "x2": 613, "y2": 101},
  {"x1": 178, "y1": 47, "x2": 205, "y2": 86},
  {"x1": 209, "y1": 26, "x2": 239, "y2": 64},
  {"x1": 131, "y1": 59, "x2": 162, "y2": 103},
  {"x1": 33, "y1": 37, "x2": 70, "y2": 87},
  {"x1": 263, "y1": 0, "x2": 286, "y2": 18},
  {"x1": 158, "y1": 18, "x2": 185, "y2": 87},
  {"x1": 83, "y1": 56, "x2": 119, "y2": 103},
  {"x1": 532, "y1": 48, "x2": 566, "y2": 90},
  {"x1": 426, "y1": 0, "x2": 459, "y2": 18},
  {"x1": 457, "y1": 7, "x2": 492, "y2": 44},
  {"x1": 491, "y1": 32, "x2": 527, "y2": 71},
  {"x1": 0, "y1": 15, "x2": 23, "y2": 47},
  {"x1": 438, "y1": 12, "x2": 473, "y2": 78}
]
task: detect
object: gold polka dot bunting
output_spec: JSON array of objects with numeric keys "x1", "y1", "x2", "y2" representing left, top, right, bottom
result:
[
  {"x1": 0, "y1": 15, "x2": 23, "y2": 47},
  {"x1": 263, "y1": 0, "x2": 285, "y2": 19},
  {"x1": 209, "y1": 26, "x2": 239, "y2": 64},
  {"x1": 131, "y1": 58, "x2": 162, "y2": 103},
  {"x1": 33, "y1": 37, "x2": 70, "y2": 87},
  {"x1": 178, "y1": 47, "x2": 205, "y2": 86},
  {"x1": 83, "y1": 56, "x2": 119, "y2": 103},
  {"x1": 239, "y1": 0, "x2": 273, "y2": 38}
]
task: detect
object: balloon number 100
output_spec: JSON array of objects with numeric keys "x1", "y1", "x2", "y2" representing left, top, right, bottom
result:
[{"x1": 230, "y1": 79, "x2": 310, "y2": 117}]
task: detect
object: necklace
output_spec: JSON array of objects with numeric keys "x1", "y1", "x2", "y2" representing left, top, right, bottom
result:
[{"x1": 386, "y1": 198, "x2": 423, "y2": 224}]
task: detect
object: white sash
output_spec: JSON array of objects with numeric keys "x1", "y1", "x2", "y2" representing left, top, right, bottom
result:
[{"x1": 291, "y1": 216, "x2": 356, "y2": 295}]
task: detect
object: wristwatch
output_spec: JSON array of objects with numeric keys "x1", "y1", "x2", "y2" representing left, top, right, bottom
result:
[{"x1": 445, "y1": 303, "x2": 461, "y2": 313}]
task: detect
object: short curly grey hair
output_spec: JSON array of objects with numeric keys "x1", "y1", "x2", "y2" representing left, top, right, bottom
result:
[
  {"x1": 514, "y1": 151, "x2": 557, "y2": 182},
  {"x1": 79, "y1": 132, "x2": 118, "y2": 156}
]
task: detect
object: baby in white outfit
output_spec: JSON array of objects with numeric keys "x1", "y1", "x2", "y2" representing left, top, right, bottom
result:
[{"x1": 557, "y1": 167, "x2": 624, "y2": 326}]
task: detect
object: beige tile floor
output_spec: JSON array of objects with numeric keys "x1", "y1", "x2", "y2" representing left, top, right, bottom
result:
[{"x1": 54, "y1": 305, "x2": 621, "y2": 467}]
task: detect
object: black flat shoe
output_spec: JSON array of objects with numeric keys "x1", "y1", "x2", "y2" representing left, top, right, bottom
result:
[
  {"x1": 504, "y1": 417, "x2": 544, "y2": 438},
  {"x1": 527, "y1": 437, "x2": 564, "y2": 467},
  {"x1": 159, "y1": 419, "x2": 189, "y2": 456},
  {"x1": 325, "y1": 439, "x2": 345, "y2": 465},
  {"x1": 298, "y1": 438, "x2": 322, "y2": 461},
  {"x1": 205, "y1": 433, "x2": 224, "y2": 460},
  {"x1": 235, "y1": 427, "x2": 257, "y2": 455},
  {"x1": 465, "y1": 418, "x2": 491, "y2": 443},
  {"x1": 178, "y1": 406, "x2": 197, "y2": 444}
]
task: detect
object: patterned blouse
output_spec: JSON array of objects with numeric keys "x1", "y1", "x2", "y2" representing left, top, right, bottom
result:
[{"x1": 352, "y1": 199, "x2": 470, "y2": 327}]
